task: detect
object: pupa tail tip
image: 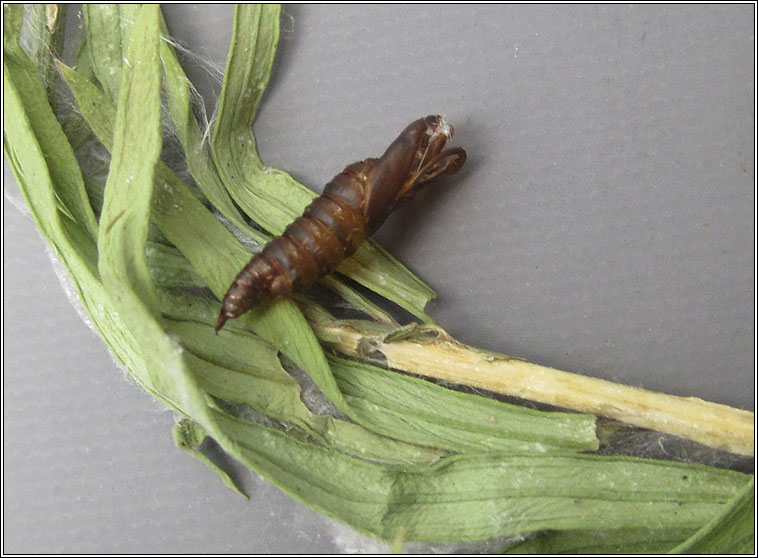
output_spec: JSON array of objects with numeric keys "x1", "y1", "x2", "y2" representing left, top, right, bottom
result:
[{"x1": 215, "y1": 313, "x2": 228, "y2": 334}]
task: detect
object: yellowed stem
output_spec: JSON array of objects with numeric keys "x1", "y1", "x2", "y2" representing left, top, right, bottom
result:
[{"x1": 312, "y1": 320, "x2": 754, "y2": 457}]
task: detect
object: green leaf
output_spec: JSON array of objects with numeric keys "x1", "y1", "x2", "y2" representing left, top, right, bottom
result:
[
  {"x1": 160, "y1": 306, "x2": 446, "y2": 466},
  {"x1": 58, "y1": 57, "x2": 356, "y2": 421},
  {"x1": 211, "y1": 410, "x2": 751, "y2": 542},
  {"x1": 82, "y1": 4, "x2": 140, "y2": 103},
  {"x1": 156, "y1": 281, "x2": 598, "y2": 459},
  {"x1": 5, "y1": 16, "x2": 146, "y2": 399},
  {"x1": 157, "y1": 10, "x2": 269, "y2": 246},
  {"x1": 173, "y1": 419, "x2": 248, "y2": 499},
  {"x1": 19, "y1": 4, "x2": 66, "y2": 108},
  {"x1": 82, "y1": 4, "x2": 256, "y2": 478},
  {"x1": 97, "y1": 3, "x2": 163, "y2": 318},
  {"x1": 668, "y1": 477, "x2": 755, "y2": 554},
  {"x1": 330, "y1": 355, "x2": 599, "y2": 453},
  {"x1": 502, "y1": 527, "x2": 696, "y2": 554},
  {"x1": 4, "y1": 4, "x2": 98, "y2": 241},
  {"x1": 146, "y1": 242, "x2": 207, "y2": 289}
]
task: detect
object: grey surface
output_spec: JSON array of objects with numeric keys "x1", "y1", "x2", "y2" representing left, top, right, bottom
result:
[{"x1": 3, "y1": 4, "x2": 754, "y2": 553}]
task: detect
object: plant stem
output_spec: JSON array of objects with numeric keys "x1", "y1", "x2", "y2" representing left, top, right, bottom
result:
[{"x1": 310, "y1": 319, "x2": 754, "y2": 457}]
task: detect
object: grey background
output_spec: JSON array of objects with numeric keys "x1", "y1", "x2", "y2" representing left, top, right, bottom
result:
[{"x1": 3, "y1": 4, "x2": 754, "y2": 553}]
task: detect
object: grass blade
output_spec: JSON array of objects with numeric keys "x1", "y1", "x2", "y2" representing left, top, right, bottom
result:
[
  {"x1": 161, "y1": 306, "x2": 446, "y2": 466},
  {"x1": 82, "y1": 4, "x2": 139, "y2": 103},
  {"x1": 211, "y1": 410, "x2": 750, "y2": 542},
  {"x1": 173, "y1": 419, "x2": 249, "y2": 499},
  {"x1": 502, "y1": 528, "x2": 696, "y2": 554},
  {"x1": 668, "y1": 477, "x2": 755, "y2": 554},
  {"x1": 97, "y1": 4, "x2": 163, "y2": 317},
  {"x1": 58, "y1": 58, "x2": 356, "y2": 420},
  {"x1": 329, "y1": 355, "x2": 599, "y2": 453},
  {"x1": 157, "y1": 10, "x2": 269, "y2": 246},
  {"x1": 4, "y1": 4, "x2": 98, "y2": 241}
]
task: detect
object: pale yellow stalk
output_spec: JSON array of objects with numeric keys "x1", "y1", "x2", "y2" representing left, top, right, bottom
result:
[{"x1": 311, "y1": 318, "x2": 754, "y2": 457}]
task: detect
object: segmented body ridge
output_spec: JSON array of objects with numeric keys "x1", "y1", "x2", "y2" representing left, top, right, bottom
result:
[{"x1": 216, "y1": 115, "x2": 466, "y2": 332}]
